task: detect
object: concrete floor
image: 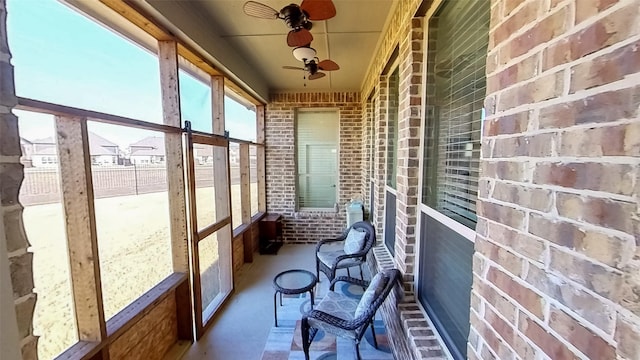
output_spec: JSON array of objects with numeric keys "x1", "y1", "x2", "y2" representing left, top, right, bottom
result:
[{"x1": 181, "y1": 244, "x2": 321, "y2": 360}]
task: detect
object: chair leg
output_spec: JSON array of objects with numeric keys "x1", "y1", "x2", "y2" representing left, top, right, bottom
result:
[
  {"x1": 359, "y1": 264, "x2": 364, "y2": 282},
  {"x1": 301, "y1": 318, "x2": 311, "y2": 360},
  {"x1": 315, "y1": 257, "x2": 320, "y2": 281},
  {"x1": 347, "y1": 267, "x2": 351, "y2": 277},
  {"x1": 354, "y1": 341, "x2": 362, "y2": 360},
  {"x1": 370, "y1": 319, "x2": 378, "y2": 349}
]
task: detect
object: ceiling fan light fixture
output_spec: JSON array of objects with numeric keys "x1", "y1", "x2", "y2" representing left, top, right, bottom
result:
[{"x1": 292, "y1": 46, "x2": 317, "y2": 62}]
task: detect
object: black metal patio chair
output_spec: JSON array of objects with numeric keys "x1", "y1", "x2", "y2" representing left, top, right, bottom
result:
[
  {"x1": 315, "y1": 221, "x2": 376, "y2": 283},
  {"x1": 301, "y1": 268, "x2": 402, "y2": 360}
]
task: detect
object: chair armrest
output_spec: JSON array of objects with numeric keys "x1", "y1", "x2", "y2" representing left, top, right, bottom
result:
[
  {"x1": 303, "y1": 309, "x2": 369, "y2": 330},
  {"x1": 329, "y1": 275, "x2": 369, "y2": 290},
  {"x1": 331, "y1": 251, "x2": 366, "y2": 268}
]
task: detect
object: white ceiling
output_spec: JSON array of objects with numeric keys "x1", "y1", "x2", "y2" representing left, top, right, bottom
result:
[{"x1": 145, "y1": 0, "x2": 396, "y2": 94}]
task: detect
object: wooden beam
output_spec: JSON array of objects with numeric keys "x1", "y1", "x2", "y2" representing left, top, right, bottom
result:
[
  {"x1": 240, "y1": 143, "x2": 253, "y2": 263},
  {"x1": 55, "y1": 116, "x2": 107, "y2": 342},
  {"x1": 158, "y1": 40, "x2": 189, "y2": 274},
  {"x1": 256, "y1": 105, "x2": 267, "y2": 213},
  {"x1": 191, "y1": 134, "x2": 227, "y2": 147},
  {"x1": 239, "y1": 143, "x2": 251, "y2": 225},
  {"x1": 256, "y1": 105, "x2": 265, "y2": 144},
  {"x1": 105, "y1": 273, "x2": 187, "y2": 338},
  {"x1": 100, "y1": 0, "x2": 171, "y2": 41},
  {"x1": 211, "y1": 75, "x2": 225, "y2": 135},
  {"x1": 17, "y1": 97, "x2": 180, "y2": 134},
  {"x1": 196, "y1": 217, "x2": 231, "y2": 241}
]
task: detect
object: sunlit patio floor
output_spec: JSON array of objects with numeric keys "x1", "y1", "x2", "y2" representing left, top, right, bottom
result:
[
  {"x1": 180, "y1": 243, "x2": 387, "y2": 360},
  {"x1": 181, "y1": 244, "x2": 318, "y2": 360}
]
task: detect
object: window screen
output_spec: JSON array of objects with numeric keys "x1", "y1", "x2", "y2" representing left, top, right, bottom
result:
[
  {"x1": 422, "y1": 0, "x2": 489, "y2": 229},
  {"x1": 296, "y1": 110, "x2": 338, "y2": 208}
]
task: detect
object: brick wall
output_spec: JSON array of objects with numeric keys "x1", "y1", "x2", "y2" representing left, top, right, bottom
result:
[
  {"x1": 265, "y1": 92, "x2": 363, "y2": 243},
  {"x1": 0, "y1": 0, "x2": 38, "y2": 358},
  {"x1": 471, "y1": 0, "x2": 640, "y2": 359},
  {"x1": 359, "y1": 0, "x2": 448, "y2": 357}
]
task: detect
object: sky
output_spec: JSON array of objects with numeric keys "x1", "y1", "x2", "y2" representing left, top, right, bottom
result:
[{"x1": 7, "y1": 0, "x2": 257, "y2": 148}]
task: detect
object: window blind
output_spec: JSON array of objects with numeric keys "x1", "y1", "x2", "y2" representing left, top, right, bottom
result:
[
  {"x1": 423, "y1": 0, "x2": 489, "y2": 229},
  {"x1": 296, "y1": 110, "x2": 338, "y2": 208},
  {"x1": 386, "y1": 68, "x2": 400, "y2": 189}
]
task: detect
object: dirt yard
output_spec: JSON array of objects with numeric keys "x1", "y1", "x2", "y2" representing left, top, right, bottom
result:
[{"x1": 25, "y1": 185, "x2": 246, "y2": 359}]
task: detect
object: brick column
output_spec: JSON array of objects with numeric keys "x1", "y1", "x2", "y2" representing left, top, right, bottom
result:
[
  {"x1": 471, "y1": 0, "x2": 640, "y2": 359},
  {"x1": 373, "y1": 77, "x2": 387, "y2": 243},
  {"x1": 394, "y1": 17, "x2": 424, "y2": 280},
  {"x1": 0, "y1": 0, "x2": 38, "y2": 358}
]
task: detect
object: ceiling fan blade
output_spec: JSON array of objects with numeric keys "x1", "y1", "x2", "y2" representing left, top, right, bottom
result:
[
  {"x1": 308, "y1": 72, "x2": 326, "y2": 80},
  {"x1": 318, "y1": 59, "x2": 339, "y2": 71},
  {"x1": 287, "y1": 29, "x2": 313, "y2": 47},
  {"x1": 243, "y1": 1, "x2": 279, "y2": 19},
  {"x1": 300, "y1": 0, "x2": 337, "y2": 20},
  {"x1": 282, "y1": 66, "x2": 305, "y2": 70}
]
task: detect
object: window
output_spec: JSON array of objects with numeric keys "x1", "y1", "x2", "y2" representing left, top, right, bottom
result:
[
  {"x1": 296, "y1": 110, "x2": 339, "y2": 209},
  {"x1": 225, "y1": 95, "x2": 256, "y2": 141},
  {"x1": 386, "y1": 68, "x2": 400, "y2": 188},
  {"x1": 179, "y1": 60, "x2": 212, "y2": 133},
  {"x1": 422, "y1": 0, "x2": 488, "y2": 229},
  {"x1": 8, "y1": 0, "x2": 163, "y2": 123},
  {"x1": 418, "y1": 1, "x2": 489, "y2": 359}
]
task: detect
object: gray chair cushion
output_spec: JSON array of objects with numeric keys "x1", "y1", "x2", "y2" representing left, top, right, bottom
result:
[
  {"x1": 343, "y1": 228, "x2": 366, "y2": 254},
  {"x1": 317, "y1": 250, "x2": 362, "y2": 269},
  {"x1": 308, "y1": 291, "x2": 359, "y2": 339},
  {"x1": 354, "y1": 272, "x2": 387, "y2": 318}
]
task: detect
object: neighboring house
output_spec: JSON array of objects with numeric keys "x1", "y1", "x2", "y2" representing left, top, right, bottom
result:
[
  {"x1": 193, "y1": 143, "x2": 213, "y2": 165},
  {"x1": 19, "y1": 137, "x2": 34, "y2": 167},
  {"x1": 23, "y1": 133, "x2": 119, "y2": 167},
  {"x1": 129, "y1": 137, "x2": 235, "y2": 166},
  {"x1": 128, "y1": 136, "x2": 166, "y2": 165}
]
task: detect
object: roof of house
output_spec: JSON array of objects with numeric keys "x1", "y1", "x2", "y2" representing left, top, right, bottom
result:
[
  {"x1": 33, "y1": 144, "x2": 115, "y2": 156},
  {"x1": 32, "y1": 145, "x2": 56, "y2": 156},
  {"x1": 129, "y1": 136, "x2": 165, "y2": 156},
  {"x1": 30, "y1": 132, "x2": 117, "y2": 147},
  {"x1": 31, "y1": 132, "x2": 118, "y2": 156}
]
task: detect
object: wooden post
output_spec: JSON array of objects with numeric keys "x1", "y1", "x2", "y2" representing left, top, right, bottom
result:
[
  {"x1": 158, "y1": 40, "x2": 189, "y2": 274},
  {"x1": 55, "y1": 116, "x2": 107, "y2": 343},
  {"x1": 240, "y1": 143, "x2": 253, "y2": 262},
  {"x1": 256, "y1": 105, "x2": 266, "y2": 213},
  {"x1": 158, "y1": 39, "x2": 193, "y2": 342},
  {"x1": 239, "y1": 143, "x2": 251, "y2": 224}
]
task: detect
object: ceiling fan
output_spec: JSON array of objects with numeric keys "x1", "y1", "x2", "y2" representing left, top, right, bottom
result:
[
  {"x1": 283, "y1": 47, "x2": 340, "y2": 81},
  {"x1": 243, "y1": 0, "x2": 337, "y2": 47}
]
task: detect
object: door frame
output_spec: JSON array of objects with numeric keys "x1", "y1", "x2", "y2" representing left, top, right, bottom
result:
[{"x1": 184, "y1": 123, "x2": 234, "y2": 339}]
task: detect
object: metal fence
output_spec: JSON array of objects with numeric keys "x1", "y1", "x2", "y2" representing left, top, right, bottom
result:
[{"x1": 19, "y1": 165, "x2": 252, "y2": 206}]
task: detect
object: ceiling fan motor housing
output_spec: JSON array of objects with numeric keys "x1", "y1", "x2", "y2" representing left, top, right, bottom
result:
[
  {"x1": 281, "y1": 4, "x2": 309, "y2": 29},
  {"x1": 305, "y1": 61, "x2": 318, "y2": 75}
]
